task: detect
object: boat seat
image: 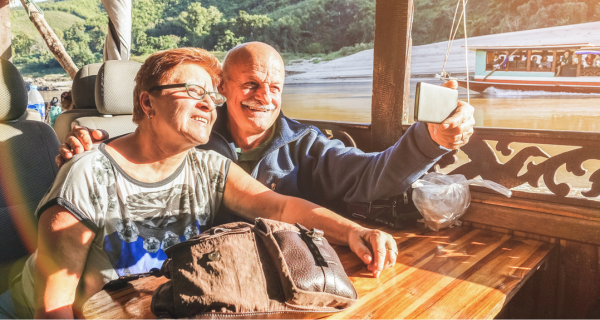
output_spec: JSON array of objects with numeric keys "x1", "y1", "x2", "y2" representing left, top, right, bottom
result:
[
  {"x1": 17, "y1": 109, "x2": 43, "y2": 122},
  {"x1": 54, "y1": 63, "x2": 102, "y2": 143},
  {"x1": 0, "y1": 58, "x2": 60, "y2": 293},
  {"x1": 72, "y1": 60, "x2": 140, "y2": 138}
]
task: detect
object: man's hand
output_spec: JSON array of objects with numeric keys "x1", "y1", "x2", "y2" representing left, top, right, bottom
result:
[
  {"x1": 348, "y1": 227, "x2": 397, "y2": 278},
  {"x1": 426, "y1": 80, "x2": 475, "y2": 150},
  {"x1": 55, "y1": 126, "x2": 109, "y2": 168}
]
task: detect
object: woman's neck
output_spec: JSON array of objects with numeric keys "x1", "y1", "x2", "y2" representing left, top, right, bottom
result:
[{"x1": 103, "y1": 127, "x2": 193, "y2": 183}]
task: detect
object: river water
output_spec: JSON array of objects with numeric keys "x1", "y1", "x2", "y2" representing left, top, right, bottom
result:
[{"x1": 281, "y1": 78, "x2": 600, "y2": 132}]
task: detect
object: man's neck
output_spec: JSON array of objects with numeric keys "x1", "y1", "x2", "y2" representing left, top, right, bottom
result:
[{"x1": 228, "y1": 120, "x2": 275, "y2": 153}]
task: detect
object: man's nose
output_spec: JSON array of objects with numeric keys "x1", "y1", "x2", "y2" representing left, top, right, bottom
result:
[{"x1": 255, "y1": 84, "x2": 272, "y2": 105}]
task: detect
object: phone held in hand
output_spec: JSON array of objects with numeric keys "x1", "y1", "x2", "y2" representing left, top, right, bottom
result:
[{"x1": 414, "y1": 82, "x2": 458, "y2": 124}]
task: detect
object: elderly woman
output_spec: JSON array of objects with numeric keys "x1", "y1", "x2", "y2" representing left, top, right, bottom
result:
[{"x1": 2, "y1": 48, "x2": 396, "y2": 319}]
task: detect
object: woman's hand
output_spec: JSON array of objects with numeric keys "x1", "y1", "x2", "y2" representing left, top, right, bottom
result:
[{"x1": 347, "y1": 227, "x2": 397, "y2": 278}]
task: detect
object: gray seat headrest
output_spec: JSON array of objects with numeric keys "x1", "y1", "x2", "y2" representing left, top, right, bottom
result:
[
  {"x1": 71, "y1": 63, "x2": 102, "y2": 109},
  {"x1": 0, "y1": 58, "x2": 27, "y2": 121},
  {"x1": 95, "y1": 60, "x2": 142, "y2": 115}
]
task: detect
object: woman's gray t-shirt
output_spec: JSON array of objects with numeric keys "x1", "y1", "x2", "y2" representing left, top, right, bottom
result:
[{"x1": 13, "y1": 142, "x2": 230, "y2": 316}]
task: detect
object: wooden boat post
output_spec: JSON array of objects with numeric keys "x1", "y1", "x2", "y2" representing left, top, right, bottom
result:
[
  {"x1": 552, "y1": 50, "x2": 557, "y2": 73},
  {"x1": 527, "y1": 50, "x2": 532, "y2": 71},
  {"x1": 0, "y1": 0, "x2": 10, "y2": 60},
  {"x1": 18, "y1": 0, "x2": 78, "y2": 79},
  {"x1": 371, "y1": 0, "x2": 413, "y2": 150}
]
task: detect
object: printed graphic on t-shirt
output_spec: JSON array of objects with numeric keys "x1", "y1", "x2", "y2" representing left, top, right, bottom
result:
[{"x1": 89, "y1": 153, "x2": 208, "y2": 276}]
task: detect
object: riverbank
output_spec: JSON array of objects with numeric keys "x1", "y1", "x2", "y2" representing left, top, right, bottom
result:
[{"x1": 285, "y1": 21, "x2": 600, "y2": 84}]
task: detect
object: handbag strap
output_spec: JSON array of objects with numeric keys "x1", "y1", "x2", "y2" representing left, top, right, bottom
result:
[{"x1": 296, "y1": 223, "x2": 329, "y2": 268}]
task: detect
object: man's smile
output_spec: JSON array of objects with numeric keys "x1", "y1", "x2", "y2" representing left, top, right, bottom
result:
[{"x1": 241, "y1": 100, "x2": 276, "y2": 113}]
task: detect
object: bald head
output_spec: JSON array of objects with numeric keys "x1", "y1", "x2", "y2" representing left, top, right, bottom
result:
[
  {"x1": 219, "y1": 42, "x2": 286, "y2": 145},
  {"x1": 223, "y1": 42, "x2": 284, "y2": 80}
]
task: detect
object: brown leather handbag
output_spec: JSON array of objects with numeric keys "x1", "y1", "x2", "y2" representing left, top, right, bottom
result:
[{"x1": 151, "y1": 218, "x2": 358, "y2": 318}]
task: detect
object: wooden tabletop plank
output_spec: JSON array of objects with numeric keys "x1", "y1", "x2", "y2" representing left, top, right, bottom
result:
[
  {"x1": 83, "y1": 225, "x2": 554, "y2": 319},
  {"x1": 409, "y1": 238, "x2": 553, "y2": 319}
]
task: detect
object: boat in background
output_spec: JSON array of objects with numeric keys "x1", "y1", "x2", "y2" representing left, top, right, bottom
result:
[{"x1": 442, "y1": 43, "x2": 600, "y2": 94}]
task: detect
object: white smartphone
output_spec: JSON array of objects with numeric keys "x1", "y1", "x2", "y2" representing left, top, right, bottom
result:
[{"x1": 414, "y1": 82, "x2": 458, "y2": 124}]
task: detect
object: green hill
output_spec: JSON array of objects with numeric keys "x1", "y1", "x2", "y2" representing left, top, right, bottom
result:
[{"x1": 11, "y1": 10, "x2": 84, "y2": 40}]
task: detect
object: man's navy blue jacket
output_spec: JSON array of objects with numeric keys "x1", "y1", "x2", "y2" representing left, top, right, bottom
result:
[{"x1": 199, "y1": 105, "x2": 450, "y2": 206}]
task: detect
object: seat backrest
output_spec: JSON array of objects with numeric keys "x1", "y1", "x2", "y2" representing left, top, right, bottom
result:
[
  {"x1": 72, "y1": 60, "x2": 141, "y2": 137},
  {"x1": 0, "y1": 58, "x2": 60, "y2": 289},
  {"x1": 54, "y1": 63, "x2": 102, "y2": 143}
]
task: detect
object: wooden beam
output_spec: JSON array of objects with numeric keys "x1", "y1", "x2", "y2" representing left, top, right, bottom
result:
[
  {"x1": 19, "y1": 0, "x2": 78, "y2": 79},
  {"x1": 371, "y1": 0, "x2": 413, "y2": 150},
  {"x1": 552, "y1": 50, "x2": 557, "y2": 74},
  {"x1": 577, "y1": 54, "x2": 582, "y2": 77},
  {"x1": 527, "y1": 50, "x2": 531, "y2": 72},
  {"x1": 0, "y1": 0, "x2": 10, "y2": 61}
]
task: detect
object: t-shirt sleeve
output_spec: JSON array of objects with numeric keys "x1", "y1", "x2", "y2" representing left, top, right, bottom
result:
[
  {"x1": 35, "y1": 151, "x2": 113, "y2": 233},
  {"x1": 192, "y1": 150, "x2": 231, "y2": 219}
]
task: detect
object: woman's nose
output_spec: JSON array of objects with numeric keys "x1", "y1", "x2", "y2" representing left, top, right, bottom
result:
[{"x1": 197, "y1": 97, "x2": 217, "y2": 111}]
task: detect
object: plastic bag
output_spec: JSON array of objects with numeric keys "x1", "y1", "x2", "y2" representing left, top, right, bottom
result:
[{"x1": 411, "y1": 173, "x2": 512, "y2": 232}]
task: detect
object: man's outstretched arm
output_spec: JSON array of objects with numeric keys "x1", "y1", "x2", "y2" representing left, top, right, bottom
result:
[{"x1": 301, "y1": 81, "x2": 475, "y2": 203}]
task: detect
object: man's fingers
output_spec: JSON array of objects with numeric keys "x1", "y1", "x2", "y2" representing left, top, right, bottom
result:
[
  {"x1": 66, "y1": 135, "x2": 85, "y2": 155},
  {"x1": 72, "y1": 126, "x2": 94, "y2": 151},
  {"x1": 442, "y1": 103, "x2": 474, "y2": 129},
  {"x1": 55, "y1": 154, "x2": 64, "y2": 169},
  {"x1": 441, "y1": 80, "x2": 458, "y2": 90},
  {"x1": 369, "y1": 231, "x2": 387, "y2": 278},
  {"x1": 91, "y1": 129, "x2": 109, "y2": 142},
  {"x1": 58, "y1": 143, "x2": 74, "y2": 159}
]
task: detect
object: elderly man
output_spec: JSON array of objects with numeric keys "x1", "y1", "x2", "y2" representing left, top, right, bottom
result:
[{"x1": 58, "y1": 42, "x2": 475, "y2": 214}]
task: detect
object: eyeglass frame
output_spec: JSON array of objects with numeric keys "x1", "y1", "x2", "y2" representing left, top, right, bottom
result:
[{"x1": 148, "y1": 83, "x2": 226, "y2": 107}]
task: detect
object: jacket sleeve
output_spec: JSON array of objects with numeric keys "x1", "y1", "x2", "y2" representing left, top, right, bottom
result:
[{"x1": 299, "y1": 121, "x2": 450, "y2": 203}]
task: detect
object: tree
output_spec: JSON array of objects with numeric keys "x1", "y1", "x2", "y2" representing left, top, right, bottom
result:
[
  {"x1": 63, "y1": 22, "x2": 99, "y2": 68},
  {"x1": 215, "y1": 30, "x2": 244, "y2": 51},
  {"x1": 178, "y1": 3, "x2": 223, "y2": 47}
]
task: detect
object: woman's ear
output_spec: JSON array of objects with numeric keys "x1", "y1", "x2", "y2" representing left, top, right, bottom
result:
[{"x1": 139, "y1": 91, "x2": 153, "y2": 116}]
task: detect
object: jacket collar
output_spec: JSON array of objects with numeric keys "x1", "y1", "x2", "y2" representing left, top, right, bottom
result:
[{"x1": 212, "y1": 103, "x2": 313, "y2": 152}]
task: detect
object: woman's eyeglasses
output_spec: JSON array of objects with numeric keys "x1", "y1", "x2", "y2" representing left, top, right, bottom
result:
[{"x1": 149, "y1": 83, "x2": 226, "y2": 107}]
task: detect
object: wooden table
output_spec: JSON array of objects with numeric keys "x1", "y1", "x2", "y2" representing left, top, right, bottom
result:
[{"x1": 83, "y1": 225, "x2": 554, "y2": 319}]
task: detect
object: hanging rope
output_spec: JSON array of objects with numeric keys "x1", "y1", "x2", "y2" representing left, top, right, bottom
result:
[
  {"x1": 462, "y1": 0, "x2": 470, "y2": 103},
  {"x1": 24, "y1": 0, "x2": 44, "y2": 18},
  {"x1": 442, "y1": 1, "x2": 461, "y2": 74}
]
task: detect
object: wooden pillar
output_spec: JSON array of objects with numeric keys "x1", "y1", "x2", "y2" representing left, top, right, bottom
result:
[
  {"x1": 371, "y1": 0, "x2": 413, "y2": 150},
  {"x1": 576, "y1": 54, "x2": 582, "y2": 77},
  {"x1": 527, "y1": 50, "x2": 532, "y2": 72},
  {"x1": 552, "y1": 50, "x2": 557, "y2": 74},
  {"x1": 0, "y1": 0, "x2": 10, "y2": 61}
]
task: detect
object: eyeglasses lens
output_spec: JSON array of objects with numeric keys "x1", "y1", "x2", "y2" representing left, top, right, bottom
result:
[
  {"x1": 187, "y1": 86, "x2": 206, "y2": 99},
  {"x1": 209, "y1": 92, "x2": 225, "y2": 106}
]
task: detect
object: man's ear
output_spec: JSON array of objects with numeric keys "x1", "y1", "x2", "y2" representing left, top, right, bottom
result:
[
  {"x1": 139, "y1": 91, "x2": 153, "y2": 116},
  {"x1": 218, "y1": 82, "x2": 226, "y2": 95}
]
